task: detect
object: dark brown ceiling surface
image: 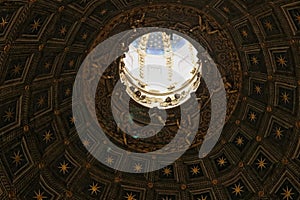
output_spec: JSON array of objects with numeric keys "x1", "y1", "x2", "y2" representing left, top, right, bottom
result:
[{"x1": 0, "y1": 0, "x2": 299, "y2": 199}]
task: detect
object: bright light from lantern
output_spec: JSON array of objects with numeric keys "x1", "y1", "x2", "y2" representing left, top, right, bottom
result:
[{"x1": 119, "y1": 31, "x2": 202, "y2": 109}]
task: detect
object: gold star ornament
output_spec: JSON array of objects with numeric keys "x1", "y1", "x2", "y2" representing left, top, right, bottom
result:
[
  {"x1": 31, "y1": 19, "x2": 41, "y2": 32},
  {"x1": 251, "y1": 56, "x2": 259, "y2": 65},
  {"x1": 133, "y1": 163, "x2": 142, "y2": 172},
  {"x1": 295, "y1": 14, "x2": 300, "y2": 24},
  {"x1": 248, "y1": 112, "x2": 256, "y2": 122},
  {"x1": 44, "y1": 62, "x2": 51, "y2": 69},
  {"x1": 33, "y1": 190, "x2": 47, "y2": 200},
  {"x1": 217, "y1": 157, "x2": 227, "y2": 167},
  {"x1": 69, "y1": 60, "x2": 75, "y2": 68},
  {"x1": 59, "y1": 25, "x2": 67, "y2": 35},
  {"x1": 241, "y1": 30, "x2": 248, "y2": 38},
  {"x1": 281, "y1": 186, "x2": 294, "y2": 200},
  {"x1": 256, "y1": 157, "x2": 267, "y2": 170},
  {"x1": 0, "y1": 16, "x2": 9, "y2": 28},
  {"x1": 43, "y1": 130, "x2": 53, "y2": 143},
  {"x1": 162, "y1": 167, "x2": 172, "y2": 176},
  {"x1": 82, "y1": 33, "x2": 88, "y2": 40},
  {"x1": 232, "y1": 183, "x2": 244, "y2": 196},
  {"x1": 124, "y1": 192, "x2": 136, "y2": 200},
  {"x1": 197, "y1": 196, "x2": 207, "y2": 200},
  {"x1": 82, "y1": 139, "x2": 90, "y2": 147},
  {"x1": 264, "y1": 21, "x2": 273, "y2": 31},
  {"x1": 3, "y1": 107, "x2": 14, "y2": 122},
  {"x1": 276, "y1": 55, "x2": 287, "y2": 67},
  {"x1": 254, "y1": 85, "x2": 262, "y2": 95},
  {"x1": 58, "y1": 161, "x2": 70, "y2": 174},
  {"x1": 191, "y1": 165, "x2": 201, "y2": 175},
  {"x1": 70, "y1": 116, "x2": 75, "y2": 124},
  {"x1": 65, "y1": 88, "x2": 71, "y2": 96},
  {"x1": 235, "y1": 136, "x2": 244, "y2": 146},
  {"x1": 11, "y1": 64, "x2": 22, "y2": 76},
  {"x1": 223, "y1": 7, "x2": 230, "y2": 13},
  {"x1": 274, "y1": 127, "x2": 283, "y2": 139},
  {"x1": 11, "y1": 151, "x2": 23, "y2": 166},
  {"x1": 105, "y1": 156, "x2": 114, "y2": 165},
  {"x1": 89, "y1": 182, "x2": 100, "y2": 195},
  {"x1": 281, "y1": 92, "x2": 290, "y2": 104},
  {"x1": 37, "y1": 96, "x2": 46, "y2": 108}
]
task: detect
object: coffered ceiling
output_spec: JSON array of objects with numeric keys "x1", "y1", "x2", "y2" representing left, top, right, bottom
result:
[{"x1": 0, "y1": 0, "x2": 299, "y2": 199}]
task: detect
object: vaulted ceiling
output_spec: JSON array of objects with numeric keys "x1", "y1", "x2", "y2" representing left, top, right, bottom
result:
[{"x1": 0, "y1": 0, "x2": 299, "y2": 199}]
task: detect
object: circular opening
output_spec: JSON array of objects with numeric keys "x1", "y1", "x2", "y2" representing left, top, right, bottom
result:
[{"x1": 119, "y1": 31, "x2": 202, "y2": 109}]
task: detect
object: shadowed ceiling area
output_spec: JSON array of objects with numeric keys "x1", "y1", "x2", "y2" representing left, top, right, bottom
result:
[{"x1": 0, "y1": 0, "x2": 300, "y2": 199}]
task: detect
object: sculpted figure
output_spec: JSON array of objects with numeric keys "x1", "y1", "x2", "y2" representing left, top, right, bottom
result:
[{"x1": 190, "y1": 15, "x2": 220, "y2": 35}]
